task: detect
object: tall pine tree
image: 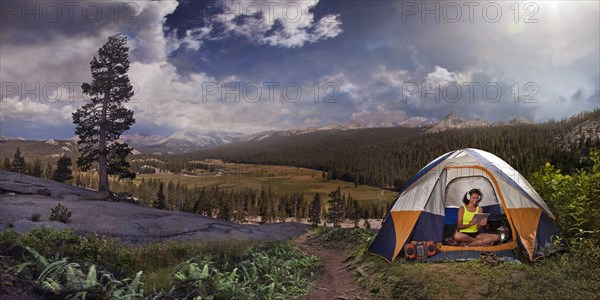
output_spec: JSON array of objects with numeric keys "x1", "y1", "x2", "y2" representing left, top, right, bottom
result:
[
  {"x1": 11, "y1": 147, "x2": 26, "y2": 174},
  {"x1": 73, "y1": 34, "x2": 135, "y2": 197},
  {"x1": 29, "y1": 159, "x2": 43, "y2": 178},
  {"x1": 53, "y1": 156, "x2": 73, "y2": 183},
  {"x1": 154, "y1": 183, "x2": 166, "y2": 209},
  {"x1": 3, "y1": 157, "x2": 11, "y2": 170},
  {"x1": 308, "y1": 193, "x2": 322, "y2": 226},
  {"x1": 350, "y1": 199, "x2": 361, "y2": 228},
  {"x1": 327, "y1": 186, "x2": 343, "y2": 227}
]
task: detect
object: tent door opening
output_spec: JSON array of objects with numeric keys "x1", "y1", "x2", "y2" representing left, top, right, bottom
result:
[{"x1": 442, "y1": 175, "x2": 511, "y2": 243}]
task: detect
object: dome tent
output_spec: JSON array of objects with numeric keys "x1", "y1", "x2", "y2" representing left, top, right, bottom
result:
[{"x1": 368, "y1": 148, "x2": 563, "y2": 262}]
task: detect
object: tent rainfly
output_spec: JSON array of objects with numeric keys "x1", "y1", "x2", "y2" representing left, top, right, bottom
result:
[{"x1": 368, "y1": 148, "x2": 564, "y2": 262}]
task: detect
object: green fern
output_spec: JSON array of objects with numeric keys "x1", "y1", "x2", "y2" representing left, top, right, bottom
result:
[
  {"x1": 84, "y1": 265, "x2": 97, "y2": 289},
  {"x1": 15, "y1": 261, "x2": 35, "y2": 274},
  {"x1": 127, "y1": 271, "x2": 144, "y2": 296},
  {"x1": 111, "y1": 271, "x2": 144, "y2": 299},
  {"x1": 24, "y1": 245, "x2": 49, "y2": 267},
  {"x1": 36, "y1": 258, "x2": 68, "y2": 285},
  {"x1": 41, "y1": 277, "x2": 63, "y2": 293},
  {"x1": 65, "y1": 263, "x2": 78, "y2": 290}
]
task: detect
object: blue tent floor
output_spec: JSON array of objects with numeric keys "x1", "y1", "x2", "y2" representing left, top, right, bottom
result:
[{"x1": 402, "y1": 250, "x2": 520, "y2": 263}]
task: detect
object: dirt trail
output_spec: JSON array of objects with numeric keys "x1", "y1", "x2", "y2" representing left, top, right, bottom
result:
[{"x1": 294, "y1": 233, "x2": 368, "y2": 300}]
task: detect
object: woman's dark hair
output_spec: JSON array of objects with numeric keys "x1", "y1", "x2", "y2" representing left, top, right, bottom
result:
[{"x1": 463, "y1": 188, "x2": 483, "y2": 205}]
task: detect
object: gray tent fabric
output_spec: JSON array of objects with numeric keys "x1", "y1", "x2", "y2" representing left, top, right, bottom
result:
[{"x1": 368, "y1": 148, "x2": 563, "y2": 262}]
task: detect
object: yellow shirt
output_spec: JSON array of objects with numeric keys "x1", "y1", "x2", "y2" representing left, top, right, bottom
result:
[{"x1": 460, "y1": 205, "x2": 480, "y2": 233}]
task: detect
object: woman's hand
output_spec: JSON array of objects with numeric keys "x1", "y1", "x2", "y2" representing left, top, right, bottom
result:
[{"x1": 479, "y1": 218, "x2": 488, "y2": 226}]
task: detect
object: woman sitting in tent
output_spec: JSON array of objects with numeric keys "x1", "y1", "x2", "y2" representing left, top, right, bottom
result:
[{"x1": 454, "y1": 189, "x2": 499, "y2": 246}]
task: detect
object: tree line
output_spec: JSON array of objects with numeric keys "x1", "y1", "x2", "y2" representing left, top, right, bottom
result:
[
  {"x1": 1, "y1": 144, "x2": 389, "y2": 226},
  {"x1": 190, "y1": 109, "x2": 600, "y2": 189},
  {"x1": 0, "y1": 148, "x2": 388, "y2": 226},
  {"x1": 1, "y1": 147, "x2": 73, "y2": 183},
  {"x1": 70, "y1": 172, "x2": 389, "y2": 224}
]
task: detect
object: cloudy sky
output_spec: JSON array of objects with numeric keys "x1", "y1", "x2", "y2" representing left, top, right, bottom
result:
[{"x1": 1, "y1": 0, "x2": 598, "y2": 139}]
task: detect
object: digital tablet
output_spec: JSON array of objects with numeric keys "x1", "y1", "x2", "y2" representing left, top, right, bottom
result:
[{"x1": 471, "y1": 213, "x2": 490, "y2": 223}]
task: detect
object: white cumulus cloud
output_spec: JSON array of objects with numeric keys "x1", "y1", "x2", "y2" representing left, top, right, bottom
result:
[{"x1": 178, "y1": 0, "x2": 343, "y2": 49}]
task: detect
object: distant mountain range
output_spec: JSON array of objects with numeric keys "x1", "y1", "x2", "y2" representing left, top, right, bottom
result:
[
  {"x1": 424, "y1": 112, "x2": 535, "y2": 133},
  {"x1": 143, "y1": 112, "x2": 536, "y2": 153},
  {"x1": 2, "y1": 111, "x2": 598, "y2": 166},
  {"x1": 196, "y1": 109, "x2": 600, "y2": 189},
  {"x1": 0, "y1": 112, "x2": 540, "y2": 154},
  {"x1": 0, "y1": 136, "x2": 25, "y2": 141},
  {"x1": 120, "y1": 129, "x2": 246, "y2": 154},
  {"x1": 208, "y1": 112, "x2": 537, "y2": 147},
  {"x1": 241, "y1": 122, "x2": 363, "y2": 142}
]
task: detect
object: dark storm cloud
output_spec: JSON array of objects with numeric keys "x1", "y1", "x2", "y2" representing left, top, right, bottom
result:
[{"x1": 1, "y1": 0, "x2": 598, "y2": 139}]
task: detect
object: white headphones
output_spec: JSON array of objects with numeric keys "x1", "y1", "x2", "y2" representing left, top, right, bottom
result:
[{"x1": 465, "y1": 189, "x2": 482, "y2": 202}]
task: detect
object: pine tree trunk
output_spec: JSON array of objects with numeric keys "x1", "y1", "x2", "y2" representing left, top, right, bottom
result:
[{"x1": 98, "y1": 90, "x2": 109, "y2": 197}]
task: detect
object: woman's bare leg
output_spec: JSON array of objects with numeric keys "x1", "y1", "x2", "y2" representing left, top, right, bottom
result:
[
  {"x1": 454, "y1": 231, "x2": 476, "y2": 243},
  {"x1": 469, "y1": 233, "x2": 499, "y2": 246}
]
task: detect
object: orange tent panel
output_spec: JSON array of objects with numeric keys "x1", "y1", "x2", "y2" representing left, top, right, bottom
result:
[
  {"x1": 390, "y1": 210, "x2": 422, "y2": 260},
  {"x1": 507, "y1": 208, "x2": 542, "y2": 260}
]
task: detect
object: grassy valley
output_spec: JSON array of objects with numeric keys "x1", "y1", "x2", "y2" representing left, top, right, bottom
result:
[
  {"x1": 72, "y1": 161, "x2": 394, "y2": 224},
  {"x1": 133, "y1": 162, "x2": 396, "y2": 204}
]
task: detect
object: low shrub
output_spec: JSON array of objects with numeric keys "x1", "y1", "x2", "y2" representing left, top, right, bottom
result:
[
  {"x1": 530, "y1": 148, "x2": 600, "y2": 248},
  {"x1": 0, "y1": 228, "x2": 20, "y2": 253},
  {"x1": 16, "y1": 227, "x2": 136, "y2": 277},
  {"x1": 30, "y1": 213, "x2": 41, "y2": 222},
  {"x1": 312, "y1": 227, "x2": 374, "y2": 250},
  {"x1": 49, "y1": 203, "x2": 71, "y2": 223}
]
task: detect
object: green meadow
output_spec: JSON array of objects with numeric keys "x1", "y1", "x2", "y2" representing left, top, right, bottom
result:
[{"x1": 134, "y1": 161, "x2": 397, "y2": 204}]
